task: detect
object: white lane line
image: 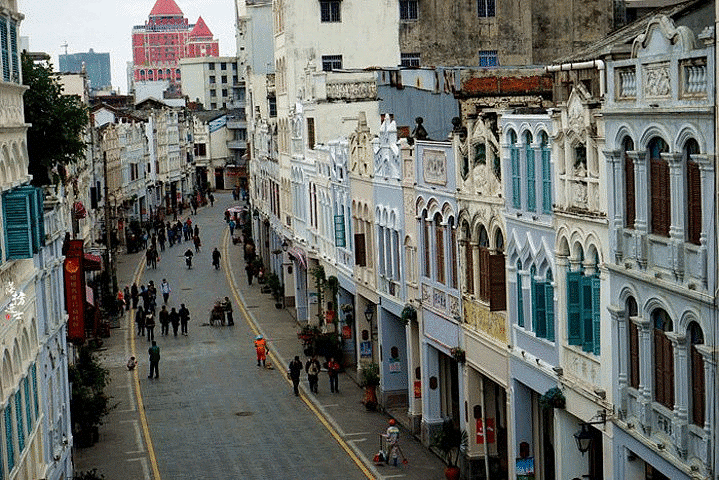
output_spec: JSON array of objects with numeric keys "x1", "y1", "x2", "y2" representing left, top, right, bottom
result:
[
  {"x1": 127, "y1": 456, "x2": 152, "y2": 480},
  {"x1": 119, "y1": 419, "x2": 146, "y2": 451},
  {"x1": 345, "y1": 432, "x2": 371, "y2": 436}
]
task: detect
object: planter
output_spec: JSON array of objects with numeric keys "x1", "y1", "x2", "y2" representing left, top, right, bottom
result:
[
  {"x1": 444, "y1": 466, "x2": 460, "y2": 480},
  {"x1": 275, "y1": 302, "x2": 283, "y2": 309}
]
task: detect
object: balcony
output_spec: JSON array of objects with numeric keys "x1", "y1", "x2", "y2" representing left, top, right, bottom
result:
[
  {"x1": 227, "y1": 117, "x2": 246, "y2": 129},
  {"x1": 227, "y1": 140, "x2": 246, "y2": 150}
]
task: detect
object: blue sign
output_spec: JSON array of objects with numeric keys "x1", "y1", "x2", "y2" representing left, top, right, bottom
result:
[
  {"x1": 209, "y1": 115, "x2": 227, "y2": 133},
  {"x1": 360, "y1": 341, "x2": 372, "y2": 358}
]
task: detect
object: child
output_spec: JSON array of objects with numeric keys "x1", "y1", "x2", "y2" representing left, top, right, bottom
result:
[{"x1": 127, "y1": 356, "x2": 138, "y2": 370}]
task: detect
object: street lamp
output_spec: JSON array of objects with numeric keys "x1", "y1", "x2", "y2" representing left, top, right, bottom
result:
[
  {"x1": 364, "y1": 305, "x2": 374, "y2": 325},
  {"x1": 281, "y1": 239, "x2": 288, "y2": 252},
  {"x1": 573, "y1": 411, "x2": 607, "y2": 455}
]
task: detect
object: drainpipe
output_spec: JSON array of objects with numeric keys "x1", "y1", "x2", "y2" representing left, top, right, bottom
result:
[{"x1": 545, "y1": 60, "x2": 606, "y2": 98}]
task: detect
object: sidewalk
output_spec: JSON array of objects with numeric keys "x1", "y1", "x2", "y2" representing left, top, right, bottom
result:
[{"x1": 226, "y1": 232, "x2": 448, "y2": 479}]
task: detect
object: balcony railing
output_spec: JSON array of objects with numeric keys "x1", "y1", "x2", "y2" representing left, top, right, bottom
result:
[{"x1": 227, "y1": 140, "x2": 246, "y2": 149}]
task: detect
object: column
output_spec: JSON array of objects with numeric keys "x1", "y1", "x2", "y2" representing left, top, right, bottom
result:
[
  {"x1": 692, "y1": 154, "x2": 713, "y2": 289},
  {"x1": 696, "y1": 344, "x2": 715, "y2": 469},
  {"x1": 636, "y1": 315, "x2": 653, "y2": 431},
  {"x1": 629, "y1": 151, "x2": 647, "y2": 268},
  {"x1": 668, "y1": 332, "x2": 688, "y2": 457},
  {"x1": 664, "y1": 152, "x2": 685, "y2": 280},
  {"x1": 604, "y1": 149, "x2": 624, "y2": 262},
  {"x1": 608, "y1": 304, "x2": 627, "y2": 415}
]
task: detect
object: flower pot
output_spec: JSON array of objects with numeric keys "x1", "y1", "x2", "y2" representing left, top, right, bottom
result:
[{"x1": 444, "y1": 466, "x2": 460, "y2": 480}]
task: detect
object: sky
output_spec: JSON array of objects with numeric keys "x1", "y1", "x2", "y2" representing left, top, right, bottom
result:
[{"x1": 18, "y1": 0, "x2": 238, "y2": 94}]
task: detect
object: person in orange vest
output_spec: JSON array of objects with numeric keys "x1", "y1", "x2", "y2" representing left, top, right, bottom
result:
[{"x1": 254, "y1": 335, "x2": 268, "y2": 367}]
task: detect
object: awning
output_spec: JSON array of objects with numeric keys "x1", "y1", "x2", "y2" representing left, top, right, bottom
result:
[
  {"x1": 83, "y1": 253, "x2": 102, "y2": 271},
  {"x1": 288, "y1": 247, "x2": 307, "y2": 270}
]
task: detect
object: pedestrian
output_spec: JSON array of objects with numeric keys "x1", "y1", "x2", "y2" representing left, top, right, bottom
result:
[
  {"x1": 193, "y1": 234, "x2": 201, "y2": 253},
  {"x1": 191, "y1": 198, "x2": 198, "y2": 215},
  {"x1": 127, "y1": 356, "x2": 138, "y2": 370},
  {"x1": 170, "y1": 307, "x2": 180, "y2": 336},
  {"x1": 168, "y1": 228, "x2": 175, "y2": 247},
  {"x1": 161, "y1": 279, "x2": 171, "y2": 304},
  {"x1": 223, "y1": 296, "x2": 234, "y2": 325},
  {"x1": 131, "y1": 283, "x2": 139, "y2": 309},
  {"x1": 225, "y1": 210, "x2": 231, "y2": 223},
  {"x1": 179, "y1": 303, "x2": 190, "y2": 335},
  {"x1": 158, "y1": 230, "x2": 166, "y2": 251},
  {"x1": 145, "y1": 309, "x2": 156, "y2": 342},
  {"x1": 140, "y1": 285, "x2": 149, "y2": 310},
  {"x1": 305, "y1": 355, "x2": 321, "y2": 393},
  {"x1": 327, "y1": 357, "x2": 340, "y2": 393},
  {"x1": 148, "y1": 341, "x2": 160, "y2": 379},
  {"x1": 148, "y1": 281, "x2": 157, "y2": 310},
  {"x1": 212, "y1": 248, "x2": 221, "y2": 269},
  {"x1": 254, "y1": 335, "x2": 267, "y2": 367},
  {"x1": 136, "y1": 305, "x2": 146, "y2": 336},
  {"x1": 245, "y1": 263, "x2": 254, "y2": 285},
  {"x1": 194, "y1": 225, "x2": 199, "y2": 238},
  {"x1": 209, "y1": 192, "x2": 214, "y2": 206},
  {"x1": 383, "y1": 419, "x2": 401, "y2": 467},
  {"x1": 159, "y1": 305, "x2": 170, "y2": 336},
  {"x1": 289, "y1": 356, "x2": 303, "y2": 396},
  {"x1": 124, "y1": 286, "x2": 131, "y2": 311},
  {"x1": 229, "y1": 219, "x2": 236, "y2": 237}
]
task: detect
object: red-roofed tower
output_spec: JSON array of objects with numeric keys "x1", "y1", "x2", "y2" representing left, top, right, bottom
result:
[{"x1": 131, "y1": 0, "x2": 219, "y2": 85}]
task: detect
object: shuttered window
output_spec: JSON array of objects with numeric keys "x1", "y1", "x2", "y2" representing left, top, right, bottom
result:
[
  {"x1": 479, "y1": 246, "x2": 490, "y2": 302},
  {"x1": 23, "y1": 378, "x2": 31, "y2": 434},
  {"x1": 649, "y1": 138, "x2": 669, "y2": 237},
  {"x1": 531, "y1": 269, "x2": 554, "y2": 341},
  {"x1": 545, "y1": 277, "x2": 554, "y2": 341},
  {"x1": 653, "y1": 309, "x2": 674, "y2": 410},
  {"x1": 689, "y1": 323, "x2": 705, "y2": 426},
  {"x1": 31, "y1": 364, "x2": 38, "y2": 418},
  {"x1": 511, "y1": 145, "x2": 520, "y2": 208},
  {"x1": 434, "y1": 214, "x2": 445, "y2": 284},
  {"x1": 567, "y1": 270, "x2": 599, "y2": 352},
  {"x1": 3, "y1": 189, "x2": 33, "y2": 259},
  {"x1": 0, "y1": 17, "x2": 9, "y2": 82},
  {"x1": 465, "y1": 240, "x2": 474, "y2": 295},
  {"x1": 567, "y1": 270, "x2": 582, "y2": 345},
  {"x1": 423, "y1": 218, "x2": 430, "y2": 277},
  {"x1": 489, "y1": 253, "x2": 506, "y2": 311},
  {"x1": 14, "y1": 392, "x2": 23, "y2": 452},
  {"x1": 354, "y1": 233, "x2": 366, "y2": 266},
  {"x1": 516, "y1": 262, "x2": 524, "y2": 327},
  {"x1": 9, "y1": 20, "x2": 17, "y2": 82},
  {"x1": 627, "y1": 296, "x2": 640, "y2": 389},
  {"x1": 687, "y1": 159, "x2": 701, "y2": 245},
  {"x1": 307, "y1": 117, "x2": 315, "y2": 149},
  {"x1": 450, "y1": 224, "x2": 457, "y2": 288},
  {"x1": 624, "y1": 151, "x2": 635, "y2": 228},
  {"x1": 4, "y1": 401, "x2": 13, "y2": 472},
  {"x1": 525, "y1": 133, "x2": 535, "y2": 212},
  {"x1": 540, "y1": 133, "x2": 552, "y2": 214}
]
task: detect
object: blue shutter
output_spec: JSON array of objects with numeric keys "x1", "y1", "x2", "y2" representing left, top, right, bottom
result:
[
  {"x1": 545, "y1": 283, "x2": 554, "y2": 341},
  {"x1": 23, "y1": 378, "x2": 31, "y2": 433},
  {"x1": 533, "y1": 278, "x2": 546, "y2": 338},
  {"x1": 31, "y1": 364, "x2": 38, "y2": 418},
  {"x1": 526, "y1": 147, "x2": 535, "y2": 212},
  {"x1": 334, "y1": 214, "x2": 346, "y2": 247},
  {"x1": 592, "y1": 275, "x2": 601, "y2": 355},
  {"x1": 542, "y1": 147, "x2": 552, "y2": 213},
  {"x1": 2, "y1": 190, "x2": 32, "y2": 259},
  {"x1": 567, "y1": 271, "x2": 581, "y2": 345},
  {"x1": 581, "y1": 276, "x2": 594, "y2": 352},
  {"x1": 517, "y1": 272, "x2": 524, "y2": 327},
  {"x1": 4, "y1": 402, "x2": 13, "y2": 472},
  {"x1": 0, "y1": 18, "x2": 8, "y2": 82},
  {"x1": 14, "y1": 393, "x2": 23, "y2": 452},
  {"x1": 17, "y1": 185, "x2": 44, "y2": 253},
  {"x1": 8, "y1": 20, "x2": 16, "y2": 82},
  {"x1": 511, "y1": 147, "x2": 521, "y2": 208}
]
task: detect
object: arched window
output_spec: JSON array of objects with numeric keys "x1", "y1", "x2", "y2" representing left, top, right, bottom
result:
[
  {"x1": 377, "y1": 223, "x2": 385, "y2": 276},
  {"x1": 449, "y1": 217, "x2": 457, "y2": 289},
  {"x1": 462, "y1": 221, "x2": 474, "y2": 295},
  {"x1": 525, "y1": 132, "x2": 535, "y2": 212},
  {"x1": 540, "y1": 132, "x2": 551, "y2": 214},
  {"x1": 626, "y1": 297, "x2": 639, "y2": 389},
  {"x1": 567, "y1": 248, "x2": 600, "y2": 354},
  {"x1": 516, "y1": 261, "x2": 524, "y2": 327},
  {"x1": 685, "y1": 139, "x2": 701, "y2": 245},
  {"x1": 649, "y1": 137, "x2": 670, "y2": 236},
  {"x1": 434, "y1": 212, "x2": 445, "y2": 284},
  {"x1": 423, "y1": 210, "x2": 430, "y2": 277},
  {"x1": 531, "y1": 266, "x2": 554, "y2": 341},
  {"x1": 653, "y1": 309, "x2": 674, "y2": 409},
  {"x1": 509, "y1": 130, "x2": 520, "y2": 208},
  {"x1": 689, "y1": 322, "x2": 705, "y2": 426},
  {"x1": 478, "y1": 226, "x2": 490, "y2": 301},
  {"x1": 623, "y1": 137, "x2": 635, "y2": 228}
]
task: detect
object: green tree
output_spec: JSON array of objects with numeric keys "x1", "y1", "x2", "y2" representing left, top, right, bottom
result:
[
  {"x1": 68, "y1": 346, "x2": 115, "y2": 447},
  {"x1": 21, "y1": 52, "x2": 88, "y2": 186}
]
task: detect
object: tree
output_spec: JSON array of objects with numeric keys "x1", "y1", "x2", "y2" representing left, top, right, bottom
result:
[
  {"x1": 68, "y1": 346, "x2": 115, "y2": 447},
  {"x1": 21, "y1": 52, "x2": 88, "y2": 186}
]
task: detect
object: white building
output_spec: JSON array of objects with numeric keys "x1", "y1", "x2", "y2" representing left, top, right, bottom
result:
[{"x1": 180, "y1": 56, "x2": 243, "y2": 110}]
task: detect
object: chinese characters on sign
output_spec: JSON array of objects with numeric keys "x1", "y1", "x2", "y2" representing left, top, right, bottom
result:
[{"x1": 2, "y1": 282, "x2": 26, "y2": 322}]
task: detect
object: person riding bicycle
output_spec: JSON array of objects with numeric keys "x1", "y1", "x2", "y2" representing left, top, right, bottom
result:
[
  {"x1": 184, "y1": 248, "x2": 194, "y2": 268},
  {"x1": 212, "y1": 248, "x2": 221, "y2": 269}
]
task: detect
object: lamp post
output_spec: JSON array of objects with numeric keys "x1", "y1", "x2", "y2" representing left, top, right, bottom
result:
[{"x1": 573, "y1": 411, "x2": 607, "y2": 455}]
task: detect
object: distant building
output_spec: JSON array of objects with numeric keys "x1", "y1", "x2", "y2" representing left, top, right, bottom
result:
[
  {"x1": 59, "y1": 49, "x2": 111, "y2": 91},
  {"x1": 131, "y1": 0, "x2": 219, "y2": 87},
  {"x1": 179, "y1": 56, "x2": 242, "y2": 110}
]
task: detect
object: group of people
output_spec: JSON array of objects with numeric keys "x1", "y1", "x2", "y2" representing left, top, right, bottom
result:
[
  {"x1": 130, "y1": 279, "x2": 191, "y2": 341},
  {"x1": 288, "y1": 355, "x2": 340, "y2": 397}
]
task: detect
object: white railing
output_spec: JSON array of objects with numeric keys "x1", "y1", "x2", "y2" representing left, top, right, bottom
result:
[
  {"x1": 683, "y1": 62, "x2": 707, "y2": 95},
  {"x1": 618, "y1": 68, "x2": 637, "y2": 98}
]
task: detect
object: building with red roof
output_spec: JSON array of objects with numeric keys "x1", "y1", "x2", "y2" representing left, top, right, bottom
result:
[{"x1": 131, "y1": 0, "x2": 219, "y2": 86}]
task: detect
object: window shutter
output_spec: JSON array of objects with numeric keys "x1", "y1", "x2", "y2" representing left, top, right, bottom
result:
[
  {"x1": 687, "y1": 161, "x2": 701, "y2": 245},
  {"x1": 14, "y1": 390, "x2": 23, "y2": 452},
  {"x1": 0, "y1": 18, "x2": 9, "y2": 82},
  {"x1": 567, "y1": 271, "x2": 581, "y2": 345},
  {"x1": 691, "y1": 346, "x2": 705, "y2": 426},
  {"x1": 650, "y1": 158, "x2": 670, "y2": 236},
  {"x1": 435, "y1": 223, "x2": 445, "y2": 284},
  {"x1": 516, "y1": 272, "x2": 524, "y2": 327},
  {"x1": 533, "y1": 278, "x2": 546, "y2": 337},
  {"x1": 31, "y1": 364, "x2": 38, "y2": 418},
  {"x1": 624, "y1": 153, "x2": 635, "y2": 228},
  {"x1": 488, "y1": 253, "x2": 506, "y2": 311},
  {"x1": 18, "y1": 185, "x2": 45, "y2": 253},
  {"x1": 663, "y1": 335, "x2": 674, "y2": 408},
  {"x1": 9, "y1": 20, "x2": 17, "y2": 82},
  {"x1": 465, "y1": 243, "x2": 474, "y2": 294},
  {"x1": 354, "y1": 233, "x2": 366, "y2": 266},
  {"x1": 307, "y1": 117, "x2": 315, "y2": 149},
  {"x1": 629, "y1": 322, "x2": 639, "y2": 389},
  {"x1": 654, "y1": 328, "x2": 665, "y2": 406},
  {"x1": 423, "y1": 220, "x2": 431, "y2": 277},
  {"x1": 23, "y1": 377, "x2": 31, "y2": 433},
  {"x1": 591, "y1": 275, "x2": 601, "y2": 355},
  {"x1": 5, "y1": 402, "x2": 13, "y2": 471},
  {"x1": 511, "y1": 147, "x2": 521, "y2": 208},
  {"x1": 542, "y1": 148, "x2": 552, "y2": 214},
  {"x1": 450, "y1": 227, "x2": 457, "y2": 288},
  {"x1": 479, "y1": 247, "x2": 490, "y2": 302},
  {"x1": 545, "y1": 283, "x2": 554, "y2": 341},
  {"x1": 2, "y1": 190, "x2": 33, "y2": 259},
  {"x1": 526, "y1": 147, "x2": 535, "y2": 212},
  {"x1": 581, "y1": 277, "x2": 594, "y2": 353}
]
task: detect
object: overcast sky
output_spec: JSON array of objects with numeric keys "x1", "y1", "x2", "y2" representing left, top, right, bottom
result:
[{"x1": 19, "y1": 0, "x2": 238, "y2": 94}]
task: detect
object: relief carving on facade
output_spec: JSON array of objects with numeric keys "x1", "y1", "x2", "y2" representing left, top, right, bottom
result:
[
  {"x1": 433, "y1": 288, "x2": 447, "y2": 310},
  {"x1": 421, "y1": 284, "x2": 431, "y2": 304},
  {"x1": 423, "y1": 149, "x2": 447, "y2": 185},
  {"x1": 565, "y1": 349, "x2": 600, "y2": 385},
  {"x1": 326, "y1": 81, "x2": 377, "y2": 101},
  {"x1": 571, "y1": 181, "x2": 588, "y2": 209},
  {"x1": 463, "y1": 299, "x2": 507, "y2": 343},
  {"x1": 644, "y1": 63, "x2": 671, "y2": 98}
]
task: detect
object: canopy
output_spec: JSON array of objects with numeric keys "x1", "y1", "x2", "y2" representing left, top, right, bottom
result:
[{"x1": 226, "y1": 205, "x2": 248, "y2": 214}]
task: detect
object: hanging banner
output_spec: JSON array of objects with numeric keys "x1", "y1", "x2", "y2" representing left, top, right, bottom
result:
[
  {"x1": 414, "y1": 381, "x2": 422, "y2": 398},
  {"x1": 64, "y1": 240, "x2": 86, "y2": 342}
]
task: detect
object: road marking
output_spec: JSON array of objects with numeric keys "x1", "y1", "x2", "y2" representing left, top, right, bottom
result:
[
  {"x1": 345, "y1": 432, "x2": 371, "y2": 436},
  {"x1": 223, "y1": 228, "x2": 374, "y2": 480},
  {"x1": 127, "y1": 456, "x2": 152, "y2": 480},
  {"x1": 128, "y1": 256, "x2": 163, "y2": 480}
]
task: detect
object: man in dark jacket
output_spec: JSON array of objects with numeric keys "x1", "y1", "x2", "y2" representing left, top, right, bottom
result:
[
  {"x1": 289, "y1": 356, "x2": 303, "y2": 396},
  {"x1": 179, "y1": 304, "x2": 190, "y2": 336},
  {"x1": 169, "y1": 307, "x2": 180, "y2": 336},
  {"x1": 148, "y1": 341, "x2": 160, "y2": 379}
]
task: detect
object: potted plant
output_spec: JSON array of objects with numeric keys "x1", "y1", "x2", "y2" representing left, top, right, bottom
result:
[
  {"x1": 450, "y1": 347, "x2": 466, "y2": 363},
  {"x1": 430, "y1": 420, "x2": 468, "y2": 480},
  {"x1": 539, "y1": 386, "x2": 566, "y2": 410},
  {"x1": 401, "y1": 304, "x2": 417, "y2": 324},
  {"x1": 360, "y1": 362, "x2": 380, "y2": 411},
  {"x1": 298, "y1": 324, "x2": 321, "y2": 356}
]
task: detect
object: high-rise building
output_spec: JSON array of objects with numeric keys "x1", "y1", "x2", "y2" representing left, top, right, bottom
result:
[
  {"x1": 59, "y1": 49, "x2": 111, "y2": 91},
  {"x1": 131, "y1": 0, "x2": 219, "y2": 86}
]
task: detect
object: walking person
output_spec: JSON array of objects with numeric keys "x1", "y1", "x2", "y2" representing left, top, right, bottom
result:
[
  {"x1": 158, "y1": 229, "x2": 166, "y2": 251},
  {"x1": 193, "y1": 234, "x2": 201, "y2": 253},
  {"x1": 148, "y1": 341, "x2": 160, "y2": 379},
  {"x1": 145, "y1": 309, "x2": 156, "y2": 342},
  {"x1": 131, "y1": 283, "x2": 139, "y2": 309},
  {"x1": 245, "y1": 263, "x2": 254, "y2": 285},
  {"x1": 209, "y1": 192, "x2": 214, "y2": 206},
  {"x1": 222, "y1": 296, "x2": 234, "y2": 326},
  {"x1": 212, "y1": 248, "x2": 221, "y2": 269},
  {"x1": 229, "y1": 219, "x2": 236, "y2": 237},
  {"x1": 136, "y1": 305, "x2": 145, "y2": 336},
  {"x1": 327, "y1": 357, "x2": 340, "y2": 393},
  {"x1": 159, "y1": 305, "x2": 170, "y2": 336},
  {"x1": 305, "y1": 355, "x2": 321, "y2": 393},
  {"x1": 383, "y1": 419, "x2": 401, "y2": 467},
  {"x1": 254, "y1": 335, "x2": 267, "y2": 367},
  {"x1": 124, "y1": 286, "x2": 131, "y2": 311},
  {"x1": 170, "y1": 307, "x2": 180, "y2": 336},
  {"x1": 179, "y1": 303, "x2": 190, "y2": 336},
  {"x1": 289, "y1": 356, "x2": 303, "y2": 396},
  {"x1": 160, "y1": 279, "x2": 171, "y2": 304}
]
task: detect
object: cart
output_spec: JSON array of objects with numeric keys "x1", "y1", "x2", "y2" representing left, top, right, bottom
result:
[{"x1": 209, "y1": 302, "x2": 225, "y2": 326}]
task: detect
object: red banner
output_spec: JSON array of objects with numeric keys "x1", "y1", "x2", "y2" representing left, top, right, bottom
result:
[
  {"x1": 64, "y1": 240, "x2": 86, "y2": 342},
  {"x1": 414, "y1": 381, "x2": 422, "y2": 398},
  {"x1": 476, "y1": 418, "x2": 495, "y2": 444}
]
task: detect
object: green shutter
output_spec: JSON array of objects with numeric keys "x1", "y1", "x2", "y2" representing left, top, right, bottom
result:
[
  {"x1": 592, "y1": 275, "x2": 601, "y2": 355},
  {"x1": 542, "y1": 147, "x2": 552, "y2": 213},
  {"x1": 8, "y1": 20, "x2": 16, "y2": 82},
  {"x1": 0, "y1": 18, "x2": 8, "y2": 82},
  {"x1": 14, "y1": 392, "x2": 23, "y2": 452},
  {"x1": 18, "y1": 185, "x2": 44, "y2": 253},
  {"x1": 581, "y1": 276, "x2": 594, "y2": 352},
  {"x1": 533, "y1": 278, "x2": 546, "y2": 338},
  {"x1": 334, "y1": 214, "x2": 346, "y2": 247},
  {"x1": 545, "y1": 283, "x2": 554, "y2": 341},
  {"x1": 516, "y1": 272, "x2": 524, "y2": 328},
  {"x1": 23, "y1": 378, "x2": 31, "y2": 433},
  {"x1": 31, "y1": 364, "x2": 38, "y2": 418},
  {"x1": 526, "y1": 147, "x2": 536, "y2": 212},
  {"x1": 35, "y1": 187, "x2": 45, "y2": 249},
  {"x1": 511, "y1": 147, "x2": 521, "y2": 208},
  {"x1": 567, "y1": 271, "x2": 581, "y2": 345},
  {"x1": 2, "y1": 190, "x2": 32, "y2": 259},
  {"x1": 4, "y1": 401, "x2": 13, "y2": 472}
]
